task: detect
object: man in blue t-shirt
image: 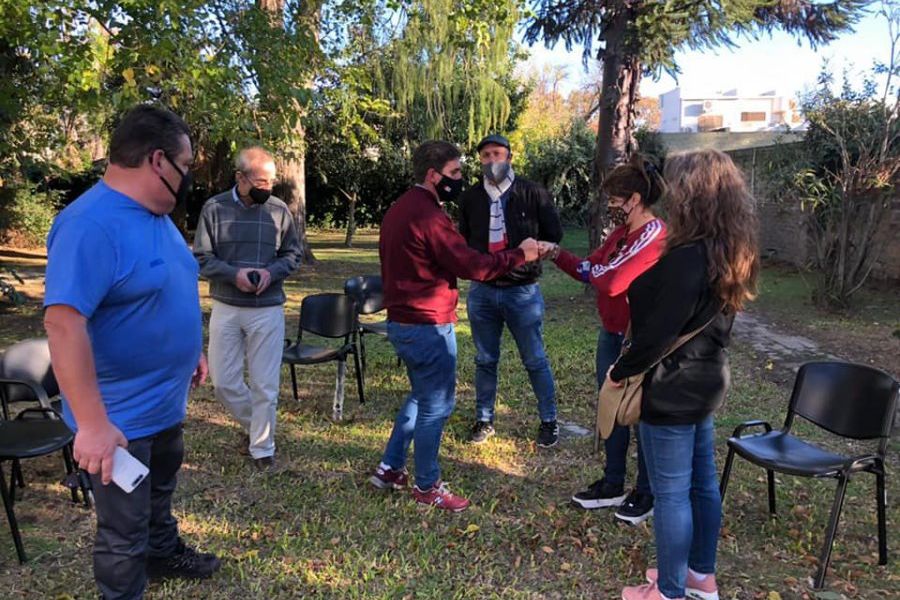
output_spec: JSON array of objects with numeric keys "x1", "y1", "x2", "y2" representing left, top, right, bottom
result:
[{"x1": 44, "y1": 105, "x2": 220, "y2": 599}]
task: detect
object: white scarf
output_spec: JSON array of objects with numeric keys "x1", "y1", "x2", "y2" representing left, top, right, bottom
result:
[{"x1": 484, "y1": 167, "x2": 514, "y2": 252}]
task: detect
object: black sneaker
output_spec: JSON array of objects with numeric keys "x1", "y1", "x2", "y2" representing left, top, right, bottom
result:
[
  {"x1": 571, "y1": 478, "x2": 628, "y2": 510},
  {"x1": 147, "y1": 538, "x2": 221, "y2": 581},
  {"x1": 614, "y1": 489, "x2": 654, "y2": 525},
  {"x1": 253, "y1": 455, "x2": 276, "y2": 471},
  {"x1": 536, "y1": 420, "x2": 559, "y2": 448},
  {"x1": 469, "y1": 421, "x2": 495, "y2": 444}
]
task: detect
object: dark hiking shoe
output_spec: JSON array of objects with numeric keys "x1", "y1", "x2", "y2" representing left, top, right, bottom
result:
[
  {"x1": 468, "y1": 421, "x2": 495, "y2": 444},
  {"x1": 537, "y1": 420, "x2": 559, "y2": 448},
  {"x1": 147, "y1": 538, "x2": 221, "y2": 581}
]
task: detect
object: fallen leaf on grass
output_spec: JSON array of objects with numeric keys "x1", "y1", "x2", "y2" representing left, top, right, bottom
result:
[{"x1": 541, "y1": 546, "x2": 554, "y2": 554}]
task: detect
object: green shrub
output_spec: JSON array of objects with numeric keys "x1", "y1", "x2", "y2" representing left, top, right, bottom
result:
[{"x1": 0, "y1": 184, "x2": 61, "y2": 247}]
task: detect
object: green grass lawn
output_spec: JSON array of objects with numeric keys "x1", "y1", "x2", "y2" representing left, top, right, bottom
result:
[{"x1": 0, "y1": 229, "x2": 897, "y2": 599}]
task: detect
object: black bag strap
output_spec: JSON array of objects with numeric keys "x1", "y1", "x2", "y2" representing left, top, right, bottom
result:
[{"x1": 621, "y1": 305, "x2": 721, "y2": 373}]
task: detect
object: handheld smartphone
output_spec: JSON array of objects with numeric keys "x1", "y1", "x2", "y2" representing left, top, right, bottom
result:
[
  {"x1": 248, "y1": 270, "x2": 261, "y2": 288},
  {"x1": 111, "y1": 446, "x2": 149, "y2": 494}
]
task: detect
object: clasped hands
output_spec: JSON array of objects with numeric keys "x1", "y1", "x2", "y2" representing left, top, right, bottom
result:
[{"x1": 517, "y1": 238, "x2": 560, "y2": 262}]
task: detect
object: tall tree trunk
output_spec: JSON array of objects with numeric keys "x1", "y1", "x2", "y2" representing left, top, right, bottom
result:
[
  {"x1": 589, "y1": 10, "x2": 642, "y2": 251},
  {"x1": 277, "y1": 149, "x2": 315, "y2": 263},
  {"x1": 259, "y1": 0, "x2": 317, "y2": 264},
  {"x1": 343, "y1": 190, "x2": 357, "y2": 248}
]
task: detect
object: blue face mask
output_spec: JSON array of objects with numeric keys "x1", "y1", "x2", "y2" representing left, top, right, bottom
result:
[{"x1": 482, "y1": 160, "x2": 511, "y2": 184}]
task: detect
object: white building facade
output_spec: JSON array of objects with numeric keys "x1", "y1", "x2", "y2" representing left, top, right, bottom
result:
[{"x1": 659, "y1": 88, "x2": 803, "y2": 133}]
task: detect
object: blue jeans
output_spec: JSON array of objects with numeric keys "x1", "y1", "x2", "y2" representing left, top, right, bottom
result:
[
  {"x1": 597, "y1": 329, "x2": 651, "y2": 495},
  {"x1": 381, "y1": 322, "x2": 457, "y2": 490},
  {"x1": 467, "y1": 282, "x2": 557, "y2": 423},
  {"x1": 640, "y1": 416, "x2": 721, "y2": 599}
]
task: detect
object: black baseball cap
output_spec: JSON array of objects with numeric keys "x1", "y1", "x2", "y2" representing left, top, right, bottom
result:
[{"x1": 476, "y1": 134, "x2": 511, "y2": 153}]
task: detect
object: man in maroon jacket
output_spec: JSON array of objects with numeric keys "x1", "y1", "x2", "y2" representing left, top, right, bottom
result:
[{"x1": 369, "y1": 140, "x2": 540, "y2": 511}]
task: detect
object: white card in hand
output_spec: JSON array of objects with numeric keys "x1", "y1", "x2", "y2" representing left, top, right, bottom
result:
[{"x1": 111, "y1": 446, "x2": 149, "y2": 493}]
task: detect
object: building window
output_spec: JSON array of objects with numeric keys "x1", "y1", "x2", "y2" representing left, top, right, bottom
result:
[
  {"x1": 741, "y1": 111, "x2": 766, "y2": 122},
  {"x1": 683, "y1": 103, "x2": 703, "y2": 117}
]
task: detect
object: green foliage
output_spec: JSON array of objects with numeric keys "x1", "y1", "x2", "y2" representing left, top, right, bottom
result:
[
  {"x1": 783, "y1": 66, "x2": 900, "y2": 307},
  {"x1": 524, "y1": 0, "x2": 868, "y2": 248},
  {"x1": 634, "y1": 127, "x2": 667, "y2": 166},
  {"x1": 525, "y1": 1, "x2": 867, "y2": 78},
  {"x1": 308, "y1": 0, "x2": 410, "y2": 235},
  {"x1": 0, "y1": 184, "x2": 61, "y2": 247},
  {"x1": 520, "y1": 119, "x2": 595, "y2": 225},
  {"x1": 0, "y1": 1, "x2": 322, "y2": 189},
  {"x1": 389, "y1": 0, "x2": 525, "y2": 144},
  {"x1": 0, "y1": 2, "x2": 103, "y2": 184}
]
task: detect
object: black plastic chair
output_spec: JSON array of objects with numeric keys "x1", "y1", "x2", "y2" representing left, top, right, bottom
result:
[
  {"x1": 0, "y1": 337, "x2": 91, "y2": 502},
  {"x1": 343, "y1": 275, "x2": 397, "y2": 371},
  {"x1": 0, "y1": 338, "x2": 62, "y2": 415},
  {"x1": 282, "y1": 293, "x2": 365, "y2": 420},
  {"x1": 0, "y1": 379, "x2": 80, "y2": 563},
  {"x1": 720, "y1": 361, "x2": 899, "y2": 590}
]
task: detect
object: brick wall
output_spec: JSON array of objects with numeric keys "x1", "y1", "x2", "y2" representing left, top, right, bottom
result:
[{"x1": 727, "y1": 145, "x2": 900, "y2": 280}]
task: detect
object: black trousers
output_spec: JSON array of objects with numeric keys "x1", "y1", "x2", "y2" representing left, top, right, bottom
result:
[{"x1": 90, "y1": 423, "x2": 183, "y2": 600}]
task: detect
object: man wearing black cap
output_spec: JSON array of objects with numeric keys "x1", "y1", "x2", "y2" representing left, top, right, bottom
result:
[{"x1": 458, "y1": 134, "x2": 564, "y2": 447}]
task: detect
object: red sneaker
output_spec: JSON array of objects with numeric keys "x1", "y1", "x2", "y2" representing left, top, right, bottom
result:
[
  {"x1": 369, "y1": 465, "x2": 409, "y2": 490},
  {"x1": 645, "y1": 568, "x2": 718, "y2": 600},
  {"x1": 411, "y1": 481, "x2": 470, "y2": 512}
]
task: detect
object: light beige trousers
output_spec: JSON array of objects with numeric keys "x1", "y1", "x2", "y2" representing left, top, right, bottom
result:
[{"x1": 208, "y1": 300, "x2": 285, "y2": 459}]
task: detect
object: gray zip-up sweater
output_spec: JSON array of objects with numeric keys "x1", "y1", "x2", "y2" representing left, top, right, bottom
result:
[{"x1": 193, "y1": 188, "x2": 302, "y2": 307}]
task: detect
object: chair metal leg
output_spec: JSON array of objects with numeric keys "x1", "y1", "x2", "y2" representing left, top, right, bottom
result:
[
  {"x1": 876, "y1": 468, "x2": 888, "y2": 566},
  {"x1": 358, "y1": 331, "x2": 368, "y2": 373},
  {"x1": 353, "y1": 347, "x2": 365, "y2": 404},
  {"x1": 813, "y1": 474, "x2": 849, "y2": 590},
  {"x1": 7, "y1": 463, "x2": 16, "y2": 506},
  {"x1": 719, "y1": 447, "x2": 736, "y2": 499},
  {"x1": 77, "y1": 468, "x2": 94, "y2": 509},
  {"x1": 333, "y1": 359, "x2": 346, "y2": 421},
  {"x1": 290, "y1": 364, "x2": 299, "y2": 402},
  {"x1": 13, "y1": 459, "x2": 24, "y2": 489},
  {"x1": 0, "y1": 463, "x2": 27, "y2": 563},
  {"x1": 61, "y1": 445, "x2": 79, "y2": 503},
  {"x1": 767, "y1": 470, "x2": 777, "y2": 515}
]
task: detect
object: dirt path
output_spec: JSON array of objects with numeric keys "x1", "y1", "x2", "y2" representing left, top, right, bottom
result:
[{"x1": 732, "y1": 311, "x2": 841, "y2": 384}]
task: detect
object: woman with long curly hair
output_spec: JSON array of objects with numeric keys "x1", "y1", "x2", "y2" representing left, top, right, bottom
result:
[{"x1": 613, "y1": 150, "x2": 760, "y2": 600}]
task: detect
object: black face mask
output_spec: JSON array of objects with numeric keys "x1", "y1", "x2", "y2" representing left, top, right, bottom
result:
[
  {"x1": 435, "y1": 174, "x2": 464, "y2": 203},
  {"x1": 160, "y1": 154, "x2": 193, "y2": 207},
  {"x1": 249, "y1": 186, "x2": 271, "y2": 205},
  {"x1": 608, "y1": 205, "x2": 629, "y2": 227}
]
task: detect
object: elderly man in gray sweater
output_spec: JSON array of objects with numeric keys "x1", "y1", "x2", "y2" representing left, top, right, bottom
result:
[{"x1": 194, "y1": 146, "x2": 301, "y2": 469}]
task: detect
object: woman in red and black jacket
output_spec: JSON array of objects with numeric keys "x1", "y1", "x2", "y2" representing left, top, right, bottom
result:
[{"x1": 545, "y1": 155, "x2": 666, "y2": 525}]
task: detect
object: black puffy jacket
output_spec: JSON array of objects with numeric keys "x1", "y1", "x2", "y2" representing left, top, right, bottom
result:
[{"x1": 458, "y1": 177, "x2": 563, "y2": 287}]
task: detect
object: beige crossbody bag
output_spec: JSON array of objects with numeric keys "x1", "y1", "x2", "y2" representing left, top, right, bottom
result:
[{"x1": 594, "y1": 315, "x2": 716, "y2": 449}]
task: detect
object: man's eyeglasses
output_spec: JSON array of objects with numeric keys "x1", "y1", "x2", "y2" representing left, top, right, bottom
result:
[{"x1": 239, "y1": 171, "x2": 277, "y2": 188}]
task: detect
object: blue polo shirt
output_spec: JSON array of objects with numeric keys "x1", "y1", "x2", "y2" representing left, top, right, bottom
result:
[{"x1": 44, "y1": 181, "x2": 203, "y2": 440}]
